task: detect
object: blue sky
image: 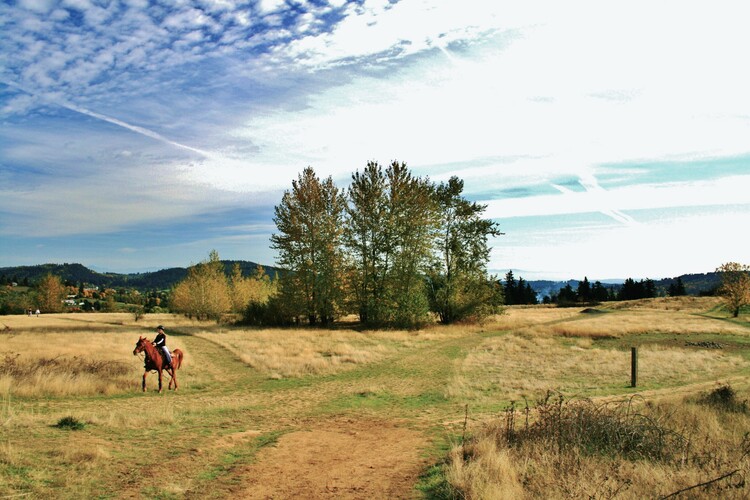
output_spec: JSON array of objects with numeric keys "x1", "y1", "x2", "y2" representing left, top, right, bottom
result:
[{"x1": 1, "y1": 0, "x2": 749, "y2": 280}]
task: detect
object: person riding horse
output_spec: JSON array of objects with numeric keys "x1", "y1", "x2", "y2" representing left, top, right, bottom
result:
[{"x1": 153, "y1": 325, "x2": 172, "y2": 368}]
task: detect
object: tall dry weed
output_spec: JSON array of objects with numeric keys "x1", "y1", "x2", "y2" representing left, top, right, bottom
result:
[{"x1": 447, "y1": 390, "x2": 750, "y2": 499}]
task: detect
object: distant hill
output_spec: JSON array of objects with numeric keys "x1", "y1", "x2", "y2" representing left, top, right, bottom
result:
[
  {"x1": 0, "y1": 261, "x2": 283, "y2": 291},
  {"x1": 528, "y1": 273, "x2": 721, "y2": 299}
]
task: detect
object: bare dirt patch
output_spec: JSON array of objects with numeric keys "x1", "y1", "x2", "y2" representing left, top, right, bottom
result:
[{"x1": 241, "y1": 418, "x2": 429, "y2": 499}]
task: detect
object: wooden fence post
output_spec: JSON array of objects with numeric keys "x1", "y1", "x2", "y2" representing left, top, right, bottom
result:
[{"x1": 631, "y1": 347, "x2": 638, "y2": 388}]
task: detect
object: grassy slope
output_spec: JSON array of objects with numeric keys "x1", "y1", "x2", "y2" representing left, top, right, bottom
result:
[{"x1": 1, "y1": 300, "x2": 749, "y2": 498}]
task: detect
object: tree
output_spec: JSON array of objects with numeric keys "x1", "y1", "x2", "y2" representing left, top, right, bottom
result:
[
  {"x1": 503, "y1": 271, "x2": 517, "y2": 305},
  {"x1": 229, "y1": 264, "x2": 276, "y2": 314},
  {"x1": 344, "y1": 161, "x2": 389, "y2": 324},
  {"x1": 425, "y1": 174, "x2": 502, "y2": 324},
  {"x1": 35, "y1": 273, "x2": 66, "y2": 313},
  {"x1": 345, "y1": 161, "x2": 438, "y2": 327},
  {"x1": 591, "y1": 281, "x2": 609, "y2": 302},
  {"x1": 716, "y1": 262, "x2": 750, "y2": 318},
  {"x1": 577, "y1": 277, "x2": 591, "y2": 302},
  {"x1": 668, "y1": 277, "x2": 686, "y2": 297},
  {"x1": 271, "y1": 167, "x2": 345, "y2": 325},
  {"x1": 171, "y1": 250, "x2": 231, "y2": 320}
]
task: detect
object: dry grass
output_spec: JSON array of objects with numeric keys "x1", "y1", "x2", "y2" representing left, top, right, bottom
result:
[
  {"x1": 193, "y1": 326, "x2": 455, "y2": 379},
  {"x1": 0, "y1": 315, "x2": 191, "y2": 397},
  {"x1": 551, "y1": 309, "x2": 750, "y2": 338},
  {"x1": 1, "y1": 302, "x2": 749, "y2": 498},
  {"x1": 448, "y1": 389, "x2": 750, "y2": 499},
  {"x1": 449, "y1": 336, "x2": 749, "y2": 403}
]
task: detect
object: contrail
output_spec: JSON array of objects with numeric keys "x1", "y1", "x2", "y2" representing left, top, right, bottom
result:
[
  {"x1": 1, "y1": 80, "x2": 212, "y2": 157},
  {"x1": 61, "y1": 102, "x2": 213, "y2": 157},
  {"x1": 552, "y1": 179, "x2": 636, "y2": 226}
]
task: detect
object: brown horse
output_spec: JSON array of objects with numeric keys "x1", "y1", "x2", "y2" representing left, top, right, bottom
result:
[{"x1": 133, "y1": 336, "x2": 184, "y2": 392}]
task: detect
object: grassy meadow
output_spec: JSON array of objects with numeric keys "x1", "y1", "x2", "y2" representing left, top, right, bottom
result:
[{"x1": 1, "y1": 298, "x2": 750, "y2": 498}]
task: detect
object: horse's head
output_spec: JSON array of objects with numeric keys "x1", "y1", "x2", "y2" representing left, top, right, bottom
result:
[{"x1": 133, "y1": 336, "x2": 147, "y2": 356}]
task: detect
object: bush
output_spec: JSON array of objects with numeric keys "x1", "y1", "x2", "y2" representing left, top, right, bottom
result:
[
  {"x1": 55, "y1": 416, "x2": 85, "y2": 430},
  {"x1": 502, "y1": 393, "x2": 683, "y2": 461},
  {"x1": 698, "y1": 384, "x2": 749, "y2": 413}
]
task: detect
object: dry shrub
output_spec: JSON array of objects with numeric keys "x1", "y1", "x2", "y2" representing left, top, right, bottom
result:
[{"x1": 448, "y1": 391, "x2": 750, "y2": 499}]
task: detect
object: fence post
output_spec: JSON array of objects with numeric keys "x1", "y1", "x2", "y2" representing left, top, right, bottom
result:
[{"x1": 631, "y1": 347, "x2": 638, "y2": 388}]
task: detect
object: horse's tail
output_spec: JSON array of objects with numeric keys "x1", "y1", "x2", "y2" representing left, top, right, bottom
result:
[{"x1": 173, "y1": 349, "x2": 184, "y2": 370}]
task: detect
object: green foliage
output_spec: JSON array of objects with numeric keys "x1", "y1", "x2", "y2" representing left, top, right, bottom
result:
[
  {"x1": 716, "y1": 262, "x2": 750, "y2": 318},
  {"x1": 428, "y1": 176, "x2": 503, "y2": 323},
  {"x1": 271, "y1": 167, "x2": 346, "y2": 326},
  {"x1": 54, "y1": 416, "x2": 85, "y2": 431}
]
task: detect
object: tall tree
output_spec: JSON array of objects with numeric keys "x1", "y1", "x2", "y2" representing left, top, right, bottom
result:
[
  {"x1": 345, "y1": 161, "x2": 438, "y2": 327},
  {"x1": 271, "y1": 167, "x2": 345, "y2": 325},
  {"x1": 716, "y1": 262, "x2": 750, "y2": 318},
  {"x1": 344, "y1": 161, "x2": 389, "y2": 324},
  {"x1": 427, "y1": 176, "x2": 502, "y2": 323},
  {"x1": 577, "y1": 277, "x2": 591, "y2": 302},
  {"x1": 35, "y1": 273, "x2": 66, "y2": 313},
  {"x1": 385, "y1": 161, "x2": 437, "y2": 327}
]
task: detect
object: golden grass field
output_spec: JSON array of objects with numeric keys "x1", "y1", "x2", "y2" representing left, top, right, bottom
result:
[{"x1": 1, "y1": 297, "x2": 749, "y2": 498}]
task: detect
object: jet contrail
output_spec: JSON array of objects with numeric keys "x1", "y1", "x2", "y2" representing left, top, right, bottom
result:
[
  {"x1": 61, "y1": 102, "x2": 213, "y2": 158},
  {"x1": 552, "y1": 180, "x2": 636, "y2": 226},
  {"x1": 1, "y1": 80, "x2": 213, "y2": 157}
]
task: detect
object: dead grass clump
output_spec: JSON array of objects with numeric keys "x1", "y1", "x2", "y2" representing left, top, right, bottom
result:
[{"x1": 446, "y1": 392, "x2": 750, "y2": 499}]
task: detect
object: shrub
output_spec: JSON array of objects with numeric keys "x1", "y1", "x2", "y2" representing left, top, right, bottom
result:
[
  {"x1": 55, "y1": 416, "x2": 85, "y2": 430},
  {"x1": 698, "y1": 384, "x2": 749, "y2": 413},
  {"x1": 502, "y1": 393, "x2": 683, "y2": 461}
]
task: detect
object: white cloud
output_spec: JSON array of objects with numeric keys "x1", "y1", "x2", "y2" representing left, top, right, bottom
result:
[{"x1": 257, "y1": 0, "x2": 286, "y2": 14}]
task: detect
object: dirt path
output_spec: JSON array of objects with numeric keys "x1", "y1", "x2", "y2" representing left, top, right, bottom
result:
[{"x1": 240, "y1": 418, "x2": 429, "y2": 499}]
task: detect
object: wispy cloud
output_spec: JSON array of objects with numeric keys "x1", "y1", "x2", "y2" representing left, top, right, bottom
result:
[{"x1": 1, "y1": 0, "x2": 749, "y2": 276}]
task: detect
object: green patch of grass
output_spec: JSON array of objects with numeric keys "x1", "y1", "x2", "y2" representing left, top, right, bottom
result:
[
  {"x1": 415, "y1": 462, "x2": 456, "y2": 499},
  {"x1": 254, "y1": 430, "x2": 284, "y2": 449},
  {"x1": 54, "y1": 416, "x2": 85, "y2": 430}
]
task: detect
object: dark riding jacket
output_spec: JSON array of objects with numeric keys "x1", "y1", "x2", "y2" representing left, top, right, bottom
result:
[{"x1": 154, "y1": 332, "x2": 166, "y2": 347}]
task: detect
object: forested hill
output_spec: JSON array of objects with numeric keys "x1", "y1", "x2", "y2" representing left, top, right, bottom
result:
[{"x1": 0, "y1": 261, "x2": 282, "y2": 290}]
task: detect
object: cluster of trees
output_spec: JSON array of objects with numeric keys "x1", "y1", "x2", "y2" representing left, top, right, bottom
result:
[
  {"x1": 170, "y1": 250, "x2": 276, "y2": 321},
  {"x1": 259, "y1": 162, "x2": 502, "y2": 328},
  {"x1": 503, "y1": 271, "x2": 538, "y2": 305},
  {"x1": 545, "y1": 277, "x2": 615, "y2": 305}
]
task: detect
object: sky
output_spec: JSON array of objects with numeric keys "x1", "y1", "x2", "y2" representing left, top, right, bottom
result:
[{"x1": 1, "y1": 0, "x2": 749, "y2": 281}]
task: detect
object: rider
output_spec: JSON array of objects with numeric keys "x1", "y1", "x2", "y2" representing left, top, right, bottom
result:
[{"x1": 153, "y1": 325, "x2": 172, "y2": 367}]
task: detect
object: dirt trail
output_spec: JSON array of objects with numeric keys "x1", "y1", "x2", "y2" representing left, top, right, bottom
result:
[{"x1": 240, "y1": 418, "x2": 429, "y2": 499}]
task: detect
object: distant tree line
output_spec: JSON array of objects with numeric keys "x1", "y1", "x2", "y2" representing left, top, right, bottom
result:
[
  {"x1": 538, "y1": 276, "x2": 689, "y2": 306},
  {"x1": 248, "y1": 162, "x2": 503, "y2": 328}
]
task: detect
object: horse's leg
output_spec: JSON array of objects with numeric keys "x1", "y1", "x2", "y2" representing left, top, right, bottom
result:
[
  {"x1": 157, "y1": 369, "x2": 163, "y2": 393},
  {"x1": 169, "y1": 367, "x2": 177, "y2": 391},
  {"x1": 142, "y1": 371, "x2": 148, "y2": 392}
]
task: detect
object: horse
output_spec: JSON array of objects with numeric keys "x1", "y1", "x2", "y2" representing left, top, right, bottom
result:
[{"x1": 133, "y1": 336, "x2": 184, "y2": 392}]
